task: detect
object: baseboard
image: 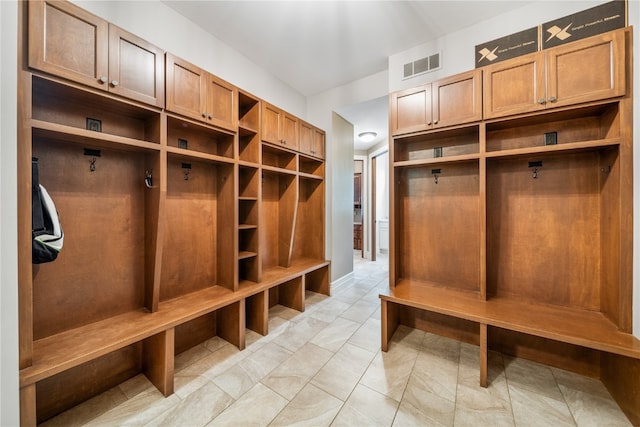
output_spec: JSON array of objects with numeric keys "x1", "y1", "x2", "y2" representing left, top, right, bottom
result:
[{"x1": 330, "y1": 271, "x2": 354, "y2": 292}]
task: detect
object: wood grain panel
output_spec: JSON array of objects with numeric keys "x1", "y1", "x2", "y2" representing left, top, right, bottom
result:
[
  {"x1": 487, "y1": 152, "x2": 602, "y2": 310},
  {"x1": 601, "y1": 353, "x2": 640, "y2": 426},
  {"x1": 161, "y1": 157, "x2": 217, "y2": 300},
  {"x1": 397, "y1": 162, "x2": 480, "y2": 291},
  {"x1": 35, "y1": 344, "x2": 142, "y2": 423},
  {"x1": 174, "y1": 313, "x2": 217, "y2": 355},
  {"x1": 32, "y1": 140, "x2": 147, "y2": 339}
]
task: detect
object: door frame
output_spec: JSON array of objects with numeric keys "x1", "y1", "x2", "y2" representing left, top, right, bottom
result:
[{"x1": 367, "y1": 145, "x2": 388, "y2": 262}]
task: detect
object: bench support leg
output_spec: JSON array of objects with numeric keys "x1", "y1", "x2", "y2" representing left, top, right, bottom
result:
[
  {"x1": 381, "y1": 300, "x2": 398, "y2": 352},
  {"x1": 218, "y1": 300, "x2": 246, "y2": 350},
  {"x1": 143, "y1": 328, "x2": 174, "y2": 396},
  {"x1": 247, "y1": 290, "x2": 269, "y2": 336},
  {"x1": 480, "y1": 323, "x2": 488, "y2": 388}
]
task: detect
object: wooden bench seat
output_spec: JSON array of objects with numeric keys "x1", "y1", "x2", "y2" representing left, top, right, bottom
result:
[
  {"x1": 20, "y1": 260, "x2": 330, "y2": 390},
  {"x1": 380, "y1": 279, "x2": 640, "y2": 386}
]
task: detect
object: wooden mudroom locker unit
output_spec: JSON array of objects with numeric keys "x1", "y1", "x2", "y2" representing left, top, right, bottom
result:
[
  {"x1": 16, "y1": 1, "x2": 329, "y2": 424},
  {"x1": 382, "y1": 26, "x2": 640, "y2": 424}
]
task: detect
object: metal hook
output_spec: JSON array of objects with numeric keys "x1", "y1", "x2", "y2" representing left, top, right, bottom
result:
[
  {"x1": 434, "y1": 174, "x2": 439, "y2": 184},
  {"x1": 532, "y1": 168, "x2": 538, "y2": 179},
  {"x1": 145, "y1": 170, "x2": 153, "y2": 188},
  {"x1": 90, "y1": 157, "x2": 96, "y2": 172},
  {"x1": 184, "y1": 170, "x2": 190, "y2": 181}
]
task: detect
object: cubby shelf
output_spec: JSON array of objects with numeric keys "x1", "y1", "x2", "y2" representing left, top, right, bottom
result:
[
  {"x1": 19, "y1": 3, "x2": 329, "y2": 424},
  {"x1": 385, "y1": 26, "x2": 638, "y2": 424}
]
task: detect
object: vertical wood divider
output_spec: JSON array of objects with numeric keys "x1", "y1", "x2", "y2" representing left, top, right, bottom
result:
[
  {"x1": 480, "y1": 323, "x2": 488, "y2": 387},
  {"x1": 381, "y1": 300, "x2": 398, "y2": 352},
  {"x1": 479, "y1": 122, "x2": 487, "y2": 300},
  {"x1": 18, "y1": 1, "x2": 33, "y2": 368},
  {"x1": 143, "y1": 328, "x2": 174, "y2": 396},
  {"x1": 246, "y1": 290, "x2": 269, "y2": 335},
  {"x1": 279, "y1": 276, "x2": 305, "y2": 312},
  {"x1": 218, "y1": 300, "x2": 246, "y2": 350},
  {"x1": 20, "y1": 384, "x2": 37, "y2": 427}
]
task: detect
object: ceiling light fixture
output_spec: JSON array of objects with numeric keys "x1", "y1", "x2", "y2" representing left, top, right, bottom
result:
[{"x1": 358, "y1": 131, "x2": 377, "y2": 143}]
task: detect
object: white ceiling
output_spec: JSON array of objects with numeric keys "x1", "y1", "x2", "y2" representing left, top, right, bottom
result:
[{"x1": 163, "y1": 1, "x2": 533, "y2": 149}]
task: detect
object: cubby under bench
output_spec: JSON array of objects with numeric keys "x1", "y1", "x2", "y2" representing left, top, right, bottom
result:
[
  {"x1": 380, "y1": 281, "x2": 640, "y2": 421},
  {"x1": 19, "y1": 261, "x2": 330, "y2": 425}
]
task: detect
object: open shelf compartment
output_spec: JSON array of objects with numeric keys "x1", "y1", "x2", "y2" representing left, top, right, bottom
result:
[
  {"x1": 32, "y1": 75, "x2": 161, "y2": 144},
  {"x1": 393, "y1": 160, "x2": 481, "y2": 294},
  {"x1": 486, "y1": 146, "x2": 623, "y2": 325},
  {"x1": 31, "y1": 137, "x2": 161, "y2": 340},
  {"x1": 486, "y1": 102, "x2": 621, "y2": 154},
  {"x1": 160, "y1": 154, "x2": 237, "y2": 300},
  {"x1": 393, "y1": 125, "x2": 479, "y2": 163},
  {"x1": 167, "y1": 115, "x2": 235, "y2": 159}
]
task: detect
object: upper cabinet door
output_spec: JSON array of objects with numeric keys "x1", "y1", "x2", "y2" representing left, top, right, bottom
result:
[
  {"x1": 483, "y1": 51, "x2": 546, "y2": 119},
  {"x1": 29, "y1": 0, "x2": 109, "y2": 89},
  {"x1": 206, "y1": 74, "x2": 238, "y2": 132},
  {"x1": 165, "y1": 53, "x2": 207, "y2": 122},
  {"x1": 390, "y1": 84, "x2": 432, "y2": 136},
  {"x1": 299, "y1": 121, "x2": 314, "y2": 156},
  {"x1": 433, "y1": 69, "x2": 482, "y2": 128},
  {"x1": 546, "y1": 29, "x2": 625, "y2": 109},
  {"x1": 261, "y1": 102, "x2": 282, "y2": 145},
  {"x1": 313, "y1": 128, "x2": 325, "y2": 160},
  {"x1": 108, "y1": 25, "x2": 165, "y2": 107},
  {"x1": 281, "y1": 113, "x2": 299, "y2": 150}
]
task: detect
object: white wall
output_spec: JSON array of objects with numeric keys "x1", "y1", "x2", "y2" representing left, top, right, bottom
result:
[
  {"x1": 72, "y1": 1, "x2": 307, "y2": 119},
  {"x1": 330, "y1": 113, "x2": 355, "y2": 282},
  {"x1": 0, "y1": 1, "x2": 19, "y2": 425},
  {"x1": 389, "y1": 1, "x2": 613, "y2": 92}
]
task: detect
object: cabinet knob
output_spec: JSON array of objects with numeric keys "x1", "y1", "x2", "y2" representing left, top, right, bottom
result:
[
  {"x1": 538, "y1": 98, "x2": 547, "y2": 105},
  {"x1": 110, "y1": 80, "x2": 119, "y2": 87},
  {"x1": 433, "y1": 120, "x2": 439, "y2": 124},
  {"x1": 99, "y1": 76, "x2": 107, "y2": 84},
  {"x1": 208, "y1": 115, "x2": 212, "y2": 120},
  {"x1": 548, "y1": 96, "x2": 557, "y2": 103},
  {"x1": 202, "y1": 113, "x2": 207, "y2": 118},
  {"x1": 427, "y1": 121, "x2": 432, "y2": 125}
]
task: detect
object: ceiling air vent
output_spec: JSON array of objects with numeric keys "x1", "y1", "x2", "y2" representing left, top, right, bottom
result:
[{"x1": 403, "y1": 52, "x2": 441, "y2": 79}]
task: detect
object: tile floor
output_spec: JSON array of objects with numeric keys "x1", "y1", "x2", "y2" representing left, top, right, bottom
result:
[{"x1": 43, "y1": 252, "x2": 632, "y2": 426}]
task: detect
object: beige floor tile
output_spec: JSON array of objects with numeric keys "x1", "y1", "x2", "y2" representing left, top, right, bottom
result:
[
  {"x1": 272, "y1": 316, "x2": 330, "y2": 352},
  {"x1": 339, "y1": 299, "x2": 379, "y2": 323},
  {"x1": 348, "y1": 316, "x2": 382, "y2": 353},
  {"x1": 312, "y1": 343, "x2": 377, "y2": 401},
  {"x1": 331, "y1": 384, "x2": 399, "y2": 426},
  {"x1": 455, "y1": 344, "x2": 514, "y2": 426},
  {"x1": 173, "y1": 374, "x2": 212, "y2": 399},
  {"x1": 118, "y1": 374, "x2": 155, "y2": 399},
  {"x1": 173, "y1": 343, "x2": 212, "y2": 372},
  {"x1": 84, "y1": 388, "x2": 181, "y2": 426},
  {"x1": 508, "y1": 385, "x2": 576, "y2": 427},
  {"x1": 211, "y1": 363, "x2": 257, "y2": 399},
  {"x1": 148, "y1": 381, "x2": 233, "y2": 426},
  {"x1": 393, "y1": 400, "x2": 448, "y2": 427},
  {"x1": 503, "y1": 356, "x2": 565, "y2": 401},
  {"x1": 269, "y1": 383, "x2": 343, "y2": 427},
  {"x1": 270, "y1": 304, "x2": 303, "y2": 321},
  {"x1": 551, "y1": 366, "x2": 631, "y2": 426},
  {"x1": 359, "y1": 337, "x2": 420, "y2": 401},
  {"x1": 207, "y1": 383, "x2": 288, "y2": 427},
  {"x1": 179, "y1": 342, "x2": 250, "y2": 381},
  {"x1": 401, "y1": 346, "x2": 459, "y2": 426},
  {"x1": 262, "y1": 342, "x2": 334, "y2": 400},
  {"x1": 310, "y1": 316, "x2": 361, "y2": 352},
  {"x1": 40, "y1": 387, "x2": 128, "y2": 427},
  {"x1": 308, "y1": 298, "x2": 352, "y2": 323},
  {"x1": 238, "y1": 341, "x2": 293, "y2": 382}
]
